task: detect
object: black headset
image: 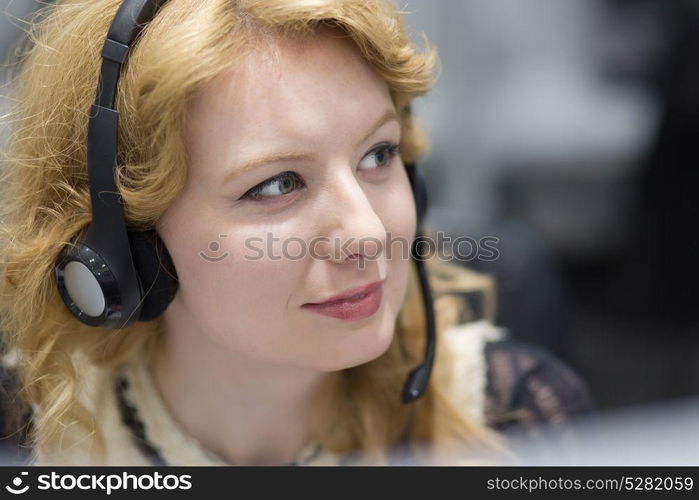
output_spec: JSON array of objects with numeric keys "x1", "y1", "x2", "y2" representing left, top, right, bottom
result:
[{"x1": 54, "y1": 0, "x2": 435, "y2": 404}]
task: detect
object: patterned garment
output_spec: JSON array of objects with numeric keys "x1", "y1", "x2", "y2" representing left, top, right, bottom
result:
[{"x1": 0, "y1": 320, "x2": 594, "y2": 466}]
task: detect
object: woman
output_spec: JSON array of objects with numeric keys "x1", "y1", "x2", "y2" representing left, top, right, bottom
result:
[{"x1": 0, "y1": 0, "x2": 593, "y2": 466}]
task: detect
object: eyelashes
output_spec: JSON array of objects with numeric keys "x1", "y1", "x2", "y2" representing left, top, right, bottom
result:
[
  {"x1": 242, "y1": 170, "x2": 303, "y2": 201},
  {"x1": 358, "y1": 143, "x2": 400, "y2": 170},
  {"x1": 239, "y1": 142, "x2": 401, "y2": 203}
]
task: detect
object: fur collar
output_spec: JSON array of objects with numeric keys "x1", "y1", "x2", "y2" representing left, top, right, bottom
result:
[{"x1": 32, "y1": 320, "x2": 505, "y2": 465}]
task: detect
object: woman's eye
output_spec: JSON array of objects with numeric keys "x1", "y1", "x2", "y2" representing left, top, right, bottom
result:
[
  {"x1": 240, "y1": 171, "x2": 304, "y2": 201},
  {"x1": 238, "y1": 143, "x2": 400, "y2": 203},
  {"x1": 358, "y1": 142, "x2": 401, "y2": 171}
]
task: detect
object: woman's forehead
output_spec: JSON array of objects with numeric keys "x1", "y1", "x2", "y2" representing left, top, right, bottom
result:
[
  {"x1": 189, "y1": 28, "x2": 387, "y2": 111},
  {"x1": 184, "y1": 31, "x2": 394, "y2": 157}
]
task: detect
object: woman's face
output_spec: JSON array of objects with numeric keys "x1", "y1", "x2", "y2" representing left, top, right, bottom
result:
[{"x1": 156, "y1": 31, "x2": 417, "y2": 371}]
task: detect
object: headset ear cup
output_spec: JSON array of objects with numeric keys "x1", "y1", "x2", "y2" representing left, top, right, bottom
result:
[
  {"x1": 56, "y1": 241, "x2": 112, "y2": 326},
  {"x1": 128, "y1": 229, "x2": 179, "y2": 321}
]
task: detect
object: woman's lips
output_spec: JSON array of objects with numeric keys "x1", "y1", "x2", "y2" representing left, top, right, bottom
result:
[{"x1": 302, "y1": 281, "x2": 384, "y2": 321}]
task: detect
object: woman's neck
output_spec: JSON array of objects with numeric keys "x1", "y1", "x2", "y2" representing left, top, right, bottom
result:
[{"x1": 149, "y1": 312, "x2": 333, "y2": 465}]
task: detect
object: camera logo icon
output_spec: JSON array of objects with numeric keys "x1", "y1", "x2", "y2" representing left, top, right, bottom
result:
[
  {"x1": 5, "y1": 471, "x2": 29, "y2": 494},
  {"x1": 199, "y1": 234, "x2": 229, "y2": 262}
]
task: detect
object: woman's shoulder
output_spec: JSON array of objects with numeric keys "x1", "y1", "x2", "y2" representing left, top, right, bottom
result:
[
  {"x1": 0, "y1": 349, "x2": 148, "y2": 465},
  {"x1": 481, "y1": 335, "x2": 595, "y2": 432},
  {"x1": 441, "y1": 320, "x2": 595, "y2": 432},
  {"x1": 0, "y1": 350, "x2": 33, "y2": 464}
]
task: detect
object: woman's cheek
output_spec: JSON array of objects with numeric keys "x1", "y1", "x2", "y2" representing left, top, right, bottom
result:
[
  {"x1": 208, "y1": 229, "x2": 306, "y2": 307},
  {"x1": 383, "y1": 179, "x2": 417, "y2": 311},
  {"x1": 381, "y1": 184, "x2": 418, "y2": 256}
]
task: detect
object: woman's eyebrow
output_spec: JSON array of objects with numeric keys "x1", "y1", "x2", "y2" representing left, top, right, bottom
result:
[
  {"x1": 223, "y1": 151, "x2": 316, "y2": 185},
  {"x1": 355, "y1": 108, "x2": 400, "y2": 150},
  {"x1": 222, "y1": 109, "x2": 399, "y2": 185}
]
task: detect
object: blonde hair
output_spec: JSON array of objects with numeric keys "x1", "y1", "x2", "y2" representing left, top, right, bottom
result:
[{"x1": 0, "y1": 0, "x2": 507, "y2": 465}]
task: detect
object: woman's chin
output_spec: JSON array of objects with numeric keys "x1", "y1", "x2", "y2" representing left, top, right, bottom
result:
[{"x1": 319, "y1": 324, "x2": 396, "y2": 372}]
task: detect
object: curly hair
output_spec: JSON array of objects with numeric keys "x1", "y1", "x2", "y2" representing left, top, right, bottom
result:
[{"x1": 0, "y1": 0, "x2": 506, "y2": 465}]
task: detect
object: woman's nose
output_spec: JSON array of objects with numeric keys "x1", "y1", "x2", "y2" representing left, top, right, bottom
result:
[{"x1": 313, "y1": 176, "x2": 386, "y2": 265}]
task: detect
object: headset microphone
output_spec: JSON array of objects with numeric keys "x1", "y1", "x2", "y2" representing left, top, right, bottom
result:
[
  {"x1": 54, "y1": 0, "x2": 437, "y2": 404},
  {"x1": 403, "y1": 160, "x2": 436, "y2": 403}
]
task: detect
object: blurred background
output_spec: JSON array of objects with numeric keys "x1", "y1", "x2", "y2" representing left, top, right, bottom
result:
[
  {"x1": 1, "y1": 0, "x2": 698, "y2": 453},
  {"x1": 399, "y1": 0, "x2": 699, "y2": 413}
]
